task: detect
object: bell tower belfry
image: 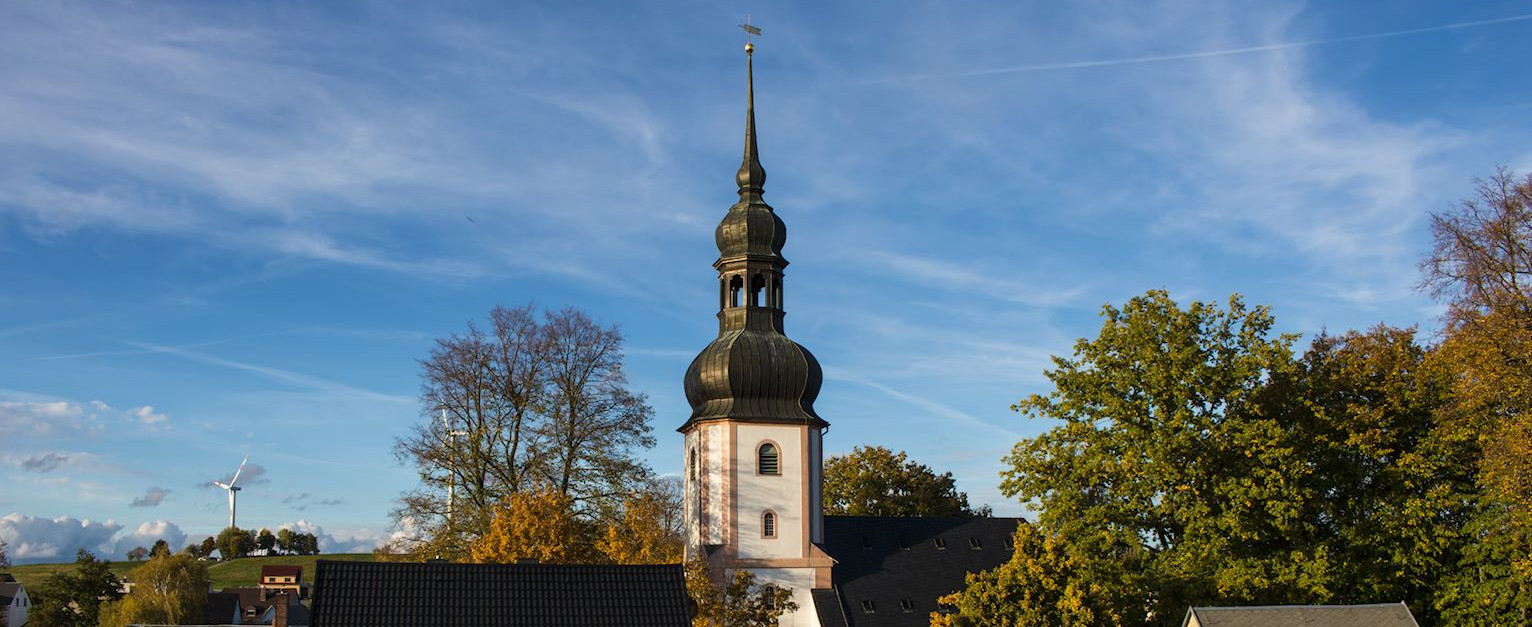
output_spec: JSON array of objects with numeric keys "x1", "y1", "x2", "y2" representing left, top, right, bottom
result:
[{"x1": 679, "y1": 39, "x2": 833, "y2": 626}]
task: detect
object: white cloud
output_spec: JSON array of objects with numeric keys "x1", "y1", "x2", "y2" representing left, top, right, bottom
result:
[
  {"x1": 0, "y1": 401, "x2": 100, "y2": 437},
  {"x1": 130, "y1": 487, "x2": 169, "y2": 508},
  {"x1": 112, "y1": 520, "x2": 186, "y2": 557},
  {"x1": 0, "y1": 513, "x2": 122, "y2": 564},
  {"x1": 128, "y1": 405, "x2": 170, "y2": 428}
]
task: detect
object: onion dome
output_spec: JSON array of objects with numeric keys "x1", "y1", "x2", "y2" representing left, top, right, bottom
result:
[
  {"x1": 679, "y1": 42, "x2": 826, "y2": 432},
  {"x1": 683, "y1": 331, "x2": 823, "y2": 426}
]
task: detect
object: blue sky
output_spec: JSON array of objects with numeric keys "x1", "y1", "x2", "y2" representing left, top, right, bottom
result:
[{"x1": 3, "y1": 0, "x2": 1531, "y2": 563}]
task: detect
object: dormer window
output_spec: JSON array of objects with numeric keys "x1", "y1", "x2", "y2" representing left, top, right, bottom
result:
[{"x1": 758, "y1": 442, "x2": 780, "y2": 475}]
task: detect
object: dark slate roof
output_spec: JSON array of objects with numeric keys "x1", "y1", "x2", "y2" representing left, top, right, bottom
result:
[
  {"x1": 205, "y1": 591, "x2": 243, "y2": 625},
  {"x1": 819, "y1": 516, "x2": 1021, "y2": 627},
  {"x1": 1, "y1": 581, "x2": 22, "y2": 605},
  {"x1": 310, "y1": 560, "x2": 691, "y2": 627},
  {"x1": 1184, "y1": 603, "x2": 1421, "y2": 627}
]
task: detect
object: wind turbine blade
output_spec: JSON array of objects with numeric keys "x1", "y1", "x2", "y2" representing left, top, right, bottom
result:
[
  {"x1": 213, "y1": 481, "x2": 229, "y2": 489},
  {"x1": 230, "y1": 455, "x2": 248, "y2": 486}
]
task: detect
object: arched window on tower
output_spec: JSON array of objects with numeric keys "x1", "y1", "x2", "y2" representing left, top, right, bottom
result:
[
  {"x1": 749, "y1": 273, "x2": 765, "y2": 307},
  {"x1": 762, "y1": 511, "x2": 777, "y2": 538},
  {"x1": 729, "y1": 275, "x2": 744, "y2": 308},
  {"x1": 691, "y1": 447, "x2": 699, "y2": 482},
  {"x1": 758, "y1": 442, "x2": 780, "y2": 475}
]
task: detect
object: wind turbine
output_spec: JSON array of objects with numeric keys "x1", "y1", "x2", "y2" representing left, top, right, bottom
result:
[
  {"x1": 212, "y1": 455, "x2": 248, "y2": 530},
  {"x1": 440, "y1": 410, "x2": 467, "y2": 523}
]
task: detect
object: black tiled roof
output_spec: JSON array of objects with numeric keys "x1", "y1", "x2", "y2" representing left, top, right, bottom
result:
[
  {"x1": 310, "y1": 560, "x2": 691, "y2": 627},
  {"x1": 205, "y1": 590, "x2": 242, "y2": 624},
  {"x1": 820, "y1": 516, "x2": 1021, "y2": 627}
]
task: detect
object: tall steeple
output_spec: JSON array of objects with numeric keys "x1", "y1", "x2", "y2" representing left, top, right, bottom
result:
[
  {"x1": 737, "y1": 42, "x2": 766, "y2": 198},
  {"x1": 679, "y1": 39, "x2": 834, "y2": 626},
  {"x1": 682, "y1": 38, "x2": 823, "y2": 429}
]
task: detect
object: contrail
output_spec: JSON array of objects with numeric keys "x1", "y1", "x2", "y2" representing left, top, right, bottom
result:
[{"x1": 858, "y1": 12, "x2": 1532, "y2": 84}]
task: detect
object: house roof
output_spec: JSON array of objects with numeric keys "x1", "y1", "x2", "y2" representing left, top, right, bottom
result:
[
  {"x1": 205, "y1": 591, "x2": 243, "y2": 624},
  {"x1": 817, "y1": 516, "x2": 1021, "y2": 627},
  {"x1": 223, "y1": 586, "x2": 274, "y2": 610},
  {"x1": 310, "y1": 560, "x2": 691, "y2": 627},
  {"x1": 262, "y1": 564, "x2": 304, "y2": 580},
  {"x1": 1, "y1": 581, "x2": 23, "y2": 605},
  {"x1": 1183, "y1": 603, "x2": 1421, "y2": 627}
]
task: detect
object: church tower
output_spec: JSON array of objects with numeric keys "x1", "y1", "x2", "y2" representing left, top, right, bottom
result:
[{"x1": 680, "y1": 41, "x2": 834, "y2": 626}]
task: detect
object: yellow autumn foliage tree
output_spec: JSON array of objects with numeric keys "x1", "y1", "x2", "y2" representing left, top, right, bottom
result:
[
  {"x1": 597, "y1": 490, "x2": 683, "y2": 565},
  {"x1": 470, "y1": 489, "x2": 590, "y2": 564}
]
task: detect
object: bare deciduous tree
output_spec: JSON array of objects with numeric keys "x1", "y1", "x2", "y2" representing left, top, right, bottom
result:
[{"x1": 391, "y1": 304, "x2": 654, "y2": 558}]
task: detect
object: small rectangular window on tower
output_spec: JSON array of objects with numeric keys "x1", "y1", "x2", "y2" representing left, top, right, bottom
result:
[
  {"x1": 934, "y1": 537, "x2": 947, "y2": 550},
  {"x1": 860, "y1": 600, "x2": 876, "y2": 614},
  {"x1": 968, "y1": 537, "x2": 983, "y2": 550},
  {"x1": 900, "y1": 599, "x2": 914, "y2": 613}
]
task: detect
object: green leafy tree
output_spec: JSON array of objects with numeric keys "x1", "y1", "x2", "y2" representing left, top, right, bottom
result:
[
  {"x1": 276, "y1": 528, "x2": 296, "y2": 554},
  {"x1": 215, "y1": 526, "x2": 253, "y2": 560},
  {"x1": 822, "y1": 446, "x2": 987, "y2": 517},
  {"x1": 29, "y1": 549, "x2": 123, "y2": 627},
  {"x1": 256, "y1": 528, "x2": 277, "y2": 554},
  {"x1": 181, "y1": 542, "x2": 202, "y2": 558},
  {"x1": 953, "y1": 292, "x2": 1475, "y2": 626},
  {"x1": 126, "y1": 546, "x2": 149, "y2": 563},
  {"x1": 98, "y1": 553, "x2": 208, "y2": 627},
  {"x1": 685, "y1": 559, "x2": 797, "y2": 627},
  {"x1": 150, "y1": 539, "x2": 171, "y2": 559},
  {"x1": 198, "y1": 536, "x2": 216, "y2": 559}
]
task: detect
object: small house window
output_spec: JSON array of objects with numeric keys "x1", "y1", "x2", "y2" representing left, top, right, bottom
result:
[
  {"x1": 763, "y1": 511, "x2": 777, "y2": 538},
  {"x1": 758, "y1": 443, "x2": 779, "y2": 475},
  {"x1": 861, "y1": 600, "x2": 876, "y2": 614}
]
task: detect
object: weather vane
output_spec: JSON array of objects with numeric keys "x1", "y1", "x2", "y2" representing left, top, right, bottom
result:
[{"x1": 740, "y1": 15, "x2": 760, "y2": 54}]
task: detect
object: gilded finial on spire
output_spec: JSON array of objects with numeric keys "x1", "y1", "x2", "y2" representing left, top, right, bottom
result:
[{"x1": 736, "y1": 17, "x2": 765, "y2": 196}]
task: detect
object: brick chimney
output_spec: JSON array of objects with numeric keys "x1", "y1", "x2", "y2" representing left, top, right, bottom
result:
[{"x1": 273, "y1": 591, "x2": 289, "y2": 627}]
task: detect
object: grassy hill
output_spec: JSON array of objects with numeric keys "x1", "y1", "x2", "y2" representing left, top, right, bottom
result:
[
  {"x1": 3, "y1": 553, "x2": 375, "y2": 591},
  {"x1": 205, "y1": 553, "x2": 374, "y2": 589}
]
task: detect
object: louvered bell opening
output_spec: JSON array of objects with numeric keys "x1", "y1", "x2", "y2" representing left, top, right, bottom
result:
[{"x1": 758, "y1": 443, "x2": 779, "y2": 475}]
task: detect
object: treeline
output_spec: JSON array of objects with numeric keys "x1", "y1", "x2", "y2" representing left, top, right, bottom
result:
[
  {"x1": 213, "y1": 526, "x2": 321, "y2": 559},
  {"x1": 120, "y1": 526, "x2": 321, "y2": 564},
  {"x1": 937, "y1": 169, "x2": 1532, "y2": 627}
]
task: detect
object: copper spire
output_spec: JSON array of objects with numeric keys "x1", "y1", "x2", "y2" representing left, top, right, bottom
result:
[{"x1": 736, "y1": 42, "x2": 766, "y2": 197}]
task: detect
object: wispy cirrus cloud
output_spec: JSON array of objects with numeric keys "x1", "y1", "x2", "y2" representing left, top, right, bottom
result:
[{"x1": 121, "y1": 340, "x2": 410, "y2": 404}]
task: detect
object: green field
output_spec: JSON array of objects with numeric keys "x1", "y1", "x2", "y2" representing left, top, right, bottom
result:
[{"x1": 3, "y1": 554, "x2": 376, "y2": 591}]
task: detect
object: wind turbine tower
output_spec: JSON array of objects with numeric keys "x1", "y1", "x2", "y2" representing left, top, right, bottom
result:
[
  {"x1": 440, "y1": 410, "x2": 467, "y2": 523},
  {"x1": 212, "y1": 455, "x2": 249, "y2": 530}
]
